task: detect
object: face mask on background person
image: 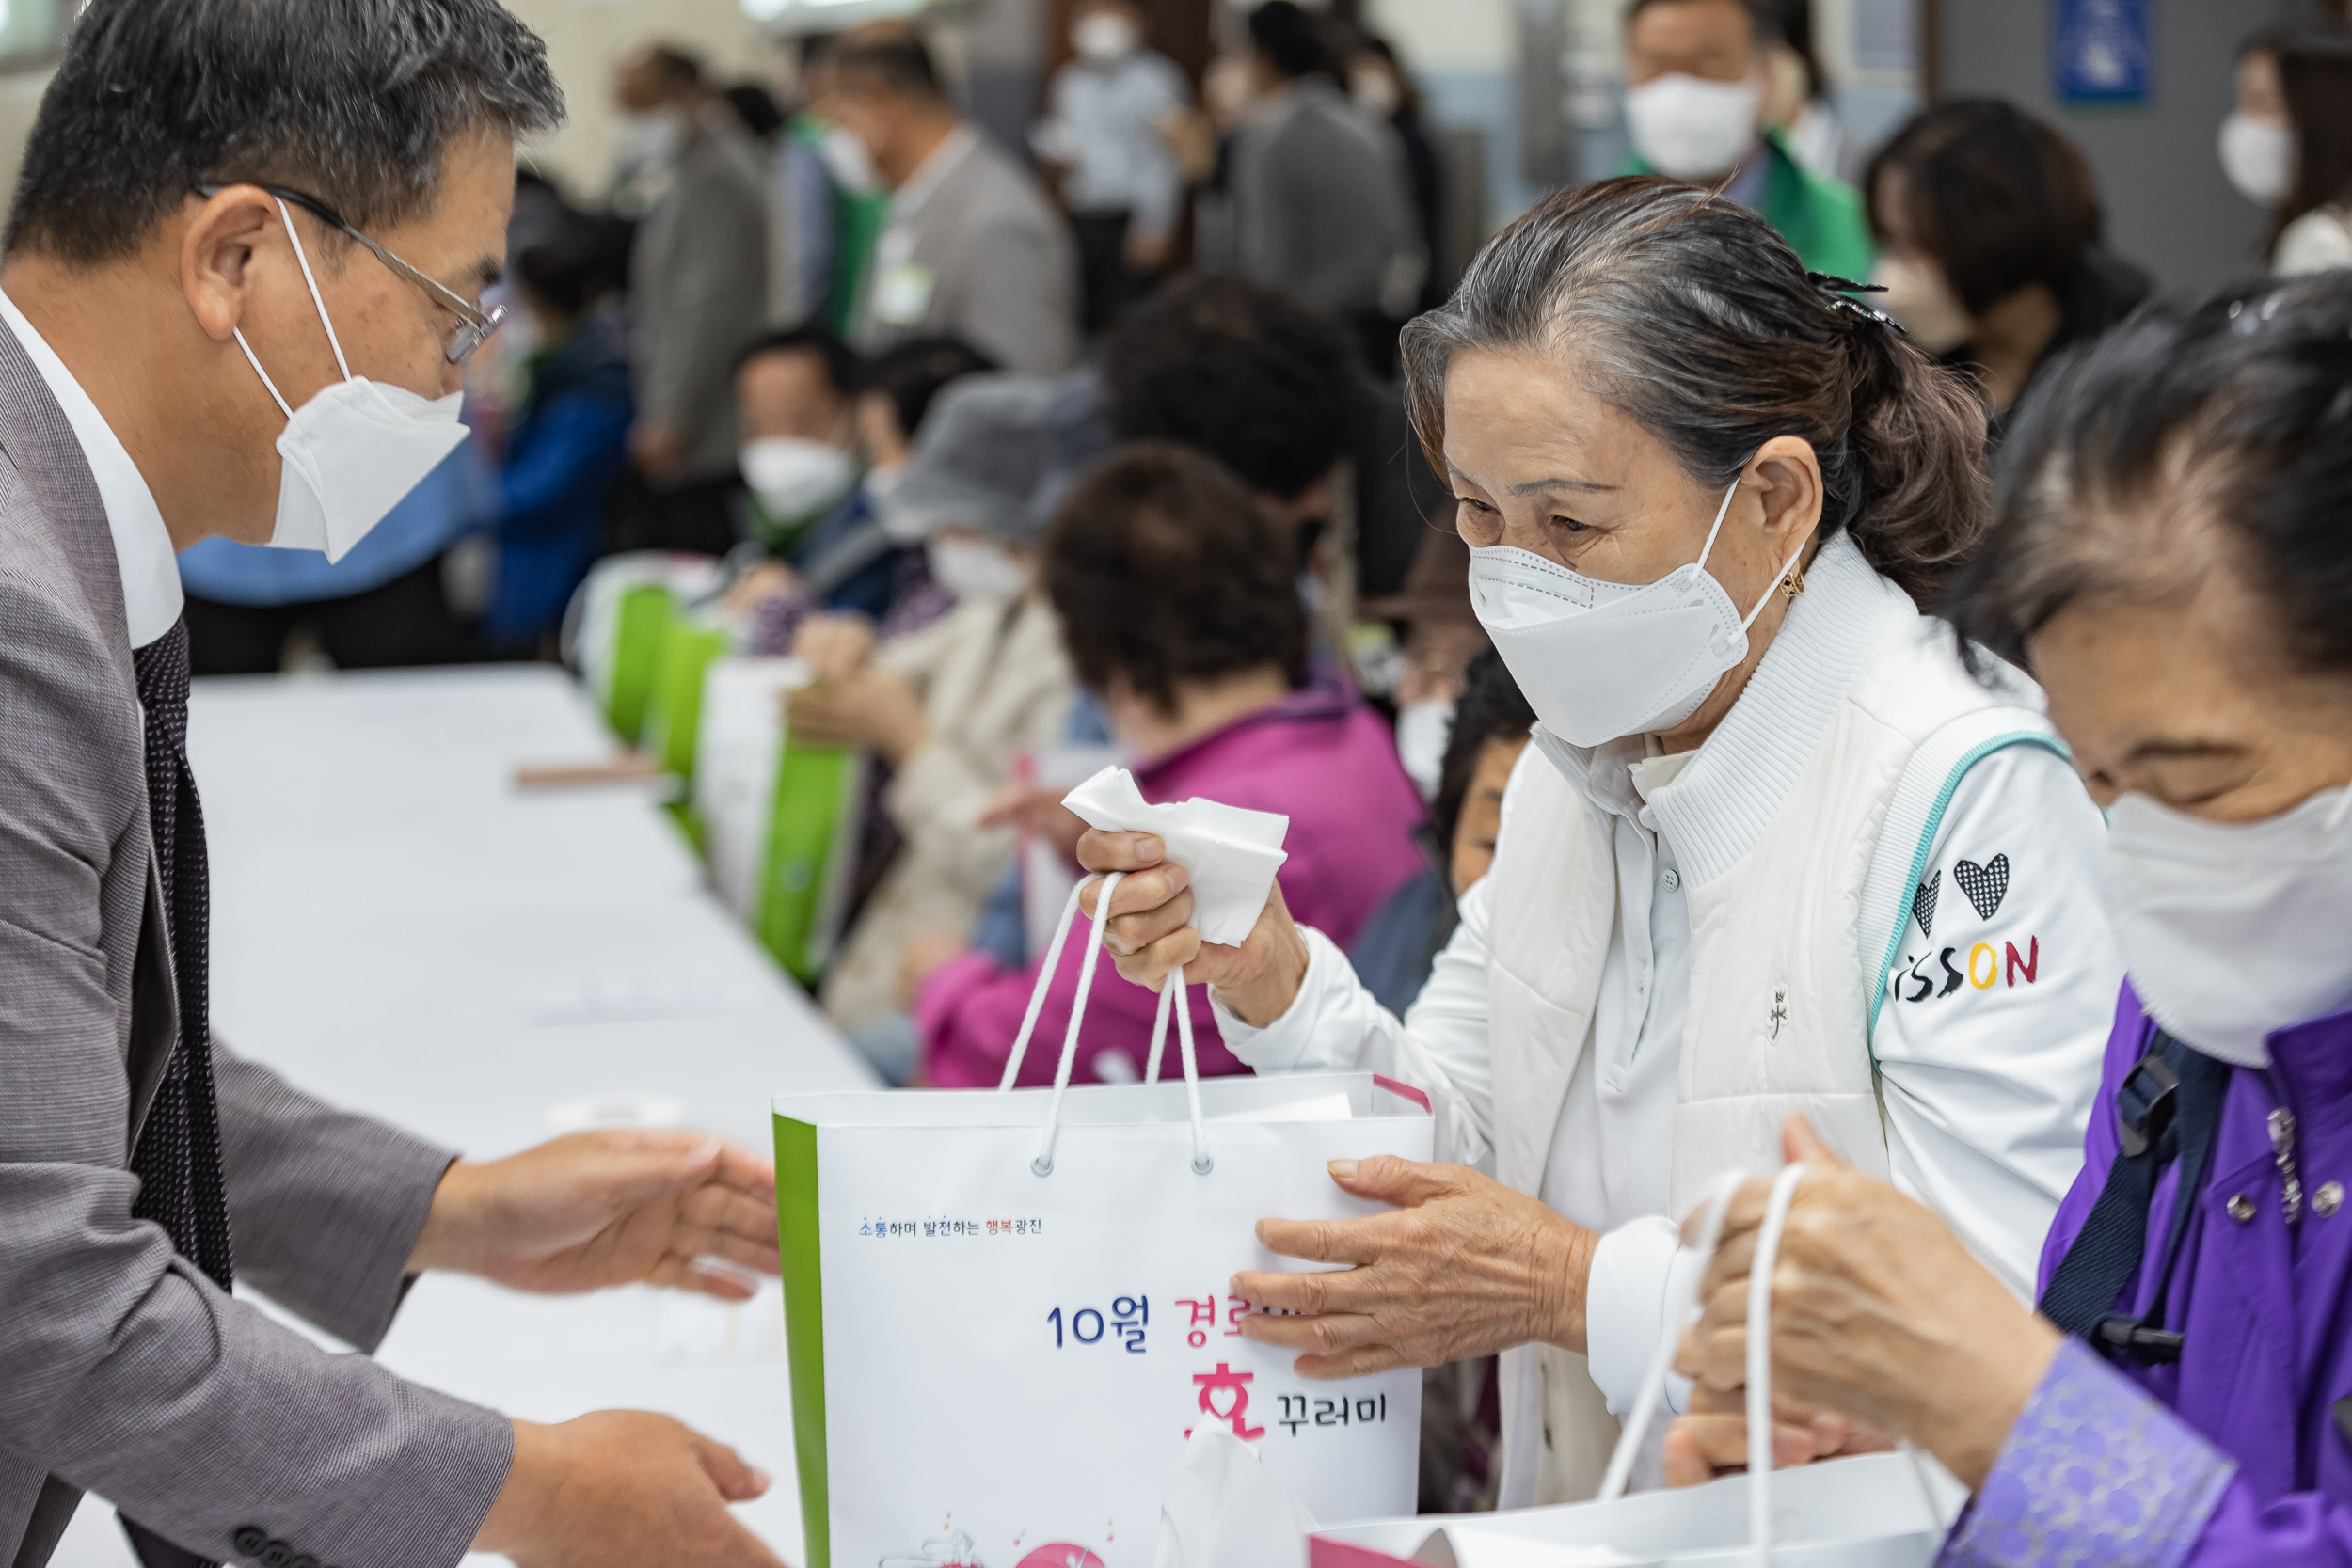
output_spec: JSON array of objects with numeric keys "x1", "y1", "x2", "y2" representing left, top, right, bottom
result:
[
  {"x1": 1467, "y1": 470, "x2": 1805, "y2": 747},
  {"x1": 1072, "y1": 12, "x2": 1142, "y2": 63},
  {"x1": 927, "y1": 533, "x2": 1031, "y2": 605},
  {"x1": 1870, "y1": 253, "x2": 1975, "y2": 356},
  {"x1": 2104, "y1": 784, "x2": 2352, "y2": 1068},
  {"x1": 1624, "y1": 71, "x2": 1762, "y2": 181},
  {"x1": 2217, "y1": 110, "x2": 2294, "y2": 206},
  {"x1": 820, "y1": 125, "x2": 881, "y2": 194},
  {"x1": 1351, "y1": 63, "x2": 1404, "y2": 118},
  {"x1": 740, "y1": 436, "x2": 859, "y2": 522},
  {"x1": 236, "y1": 200, "x2": 468, "y2": 563},
  {"x1": 1392, "y1": 697, "x2": 1453, "y2": 800},
  {"x1": 615, "y1": 105, "x2": 691, "y2": 171}
]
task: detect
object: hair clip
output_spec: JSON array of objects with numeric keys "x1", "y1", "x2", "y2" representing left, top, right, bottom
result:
[{"x1": 1807, "y1": 271, "x2": 1908, "y2": 336}]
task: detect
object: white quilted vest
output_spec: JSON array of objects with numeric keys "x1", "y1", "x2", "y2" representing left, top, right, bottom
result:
[{"x1": 1484, "y1": 537, "x2": 2064, "y2": 1506}]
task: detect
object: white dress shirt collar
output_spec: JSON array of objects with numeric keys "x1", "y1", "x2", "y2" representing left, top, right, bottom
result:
[{"x1": 0, "y1": 285, "x2": 183, "y2": 649}]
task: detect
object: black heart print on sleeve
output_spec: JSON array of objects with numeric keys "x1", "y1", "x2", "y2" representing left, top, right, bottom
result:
[
  {"x1": 1953, "y1": 854, "x2": 2010, "y2": 921},
  {"x1": 1913, "y1": 874, "x2": 1940, "y2": 940}
]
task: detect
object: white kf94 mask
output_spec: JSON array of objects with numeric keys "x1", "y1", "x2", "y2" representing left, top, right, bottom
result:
[
  {"x1": 2106, "y1": 784, "x2": 2352, "y2": 1068},
  {"x1": 238, "y1": 198, "x2": 468, "y2": 562},
  {"x1": 1467, "y1": 473, "x2": 1806, "y2": 748}
]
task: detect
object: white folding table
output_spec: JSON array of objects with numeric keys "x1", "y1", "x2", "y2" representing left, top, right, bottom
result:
[{"x1": 51, "y1": 665, "x2": 875, "y2": 1567}]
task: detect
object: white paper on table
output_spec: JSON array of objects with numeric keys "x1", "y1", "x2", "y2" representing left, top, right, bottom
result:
[
  {"x1": 1060, "y1": 766, "x2": 1288, "y2": 946},
  {"x1": 1152, "y1": 1423, "x2": 1316, "y2": 1568}
]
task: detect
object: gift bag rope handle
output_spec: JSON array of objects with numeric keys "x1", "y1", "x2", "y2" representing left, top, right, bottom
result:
[
  {"x1": 996, "y1": 874, "x2": 1212, "y2": 1180},
  {"x1": 1594, "y1": 1164, "x2": 1804, "y2": 1568}
]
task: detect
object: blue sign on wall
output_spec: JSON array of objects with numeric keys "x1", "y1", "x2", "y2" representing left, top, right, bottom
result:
[{"x1": 2054, "y1": 0, "x2": 2153, "y2": 104}]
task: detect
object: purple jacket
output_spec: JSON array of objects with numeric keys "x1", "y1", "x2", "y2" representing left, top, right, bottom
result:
[
  {"x1": 918, "y1": 686, "x2": 1426, "y2": 1089},
  {"x1": 1943, "y1": 980, "x2": 2352, "y2": 1568}
]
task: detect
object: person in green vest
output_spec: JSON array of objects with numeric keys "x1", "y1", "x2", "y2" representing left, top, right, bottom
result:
[
  {"x1": 1618, "y1": 0, "x2": 1873, "y2": 281},
  {"x1": 780, "y1": 31, "x2": 891, "y2": 339}
]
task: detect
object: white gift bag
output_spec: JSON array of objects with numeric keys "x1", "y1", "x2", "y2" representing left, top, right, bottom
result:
[
  {"x1": 776, "y1": 874, "x2": 1435, "y2": 1568},
  {"x1": 1310, "y1": 1165, "x2": 1968, "y2": 1568},
  {"x1": 692, "y1": 657, "x2": 866, "y2": 984},
  {"x1": 561, "y1": 550, "x2": 726, "y2": 745}
]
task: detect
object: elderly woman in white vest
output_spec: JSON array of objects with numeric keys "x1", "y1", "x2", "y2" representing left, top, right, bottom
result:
[{"x1": 1076, "y1": 176, "x2": 2124, "y2": 1503}]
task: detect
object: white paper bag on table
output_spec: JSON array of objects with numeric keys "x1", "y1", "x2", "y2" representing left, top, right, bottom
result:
[
  {"x1": 775, "y1": 872, "x2": 1433, "y2": 1568},
  {"x1": 1309, "y1": 1166, "x2": 1968, "y2": 1568},
  {"x1": 692, "y1": 657, "x2": 866, "y2": 984}
]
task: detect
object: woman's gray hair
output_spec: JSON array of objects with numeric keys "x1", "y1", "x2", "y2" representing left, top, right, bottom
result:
[{"x1": 1401, "y1": 177, "x2": 1989, "y2": 604}]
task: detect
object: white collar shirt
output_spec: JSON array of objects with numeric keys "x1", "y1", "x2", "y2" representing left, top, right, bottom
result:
[
  {"x1": 1043, "y1": 51, "x2": 1188, "y2": 232},
  {"x1": 0, "y1": 285, "x2": 182, "y2": 649}
]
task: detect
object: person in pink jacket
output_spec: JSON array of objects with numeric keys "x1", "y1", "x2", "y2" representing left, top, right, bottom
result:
[{"x1": 917, "y1": 441, "x2": 1426, "y2": 1087}]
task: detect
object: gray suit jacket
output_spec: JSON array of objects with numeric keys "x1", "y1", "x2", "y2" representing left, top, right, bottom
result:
[
  {"x1": 854, "y1": 129, "x2": 1079, "y2": 378},
  {"x1": 630, "y1": 111, "x2": 773, "y2": 483},
  {"x1": 0, "y1": 325, "x2": 513, "y2": 1568},
  {"x1": 1229, "y1": 78, "x2": 1423, "y2": 320}
]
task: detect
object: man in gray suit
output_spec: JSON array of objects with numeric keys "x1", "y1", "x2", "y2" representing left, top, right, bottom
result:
[
  {"x1": 0, "y1": 5, "x2": 785, "y2": 1567},
  {"x1": 1221, "y1": 3, "x2": 1423, "y2": 365},
  {"x1": 833, "y1": 25, "x2": 1079, "y2": 377},
  {"x1": 614, "y1": 42, "x2": 773, "y2": 555}
]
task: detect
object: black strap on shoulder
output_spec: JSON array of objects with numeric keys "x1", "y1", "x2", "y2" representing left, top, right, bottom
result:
[{"x1": 2038, "y1": 1032, "x2": 2231, "y2": 1365}]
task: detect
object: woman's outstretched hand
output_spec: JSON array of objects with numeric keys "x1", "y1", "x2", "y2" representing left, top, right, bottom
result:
[
  {"x1": 1073, "y1": 829, "x2": 1311, "y2": 1026},
  {"x1": 1664, "y1": 1115, "x2": 2060, "y2": 1491}
]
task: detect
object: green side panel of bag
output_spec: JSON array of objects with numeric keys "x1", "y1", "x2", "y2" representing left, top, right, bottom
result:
[
  {"x1": 756, "y1": 742, "x2": 854, "y2": 985},
  {"x1": 774, "y1": 1114, "x2": 830, "y2": 1568},
  {"x1": 605, "y1": 585, "x2": 675, "y2": 745},
  {"x1": 642, "y1": 622, "x2": 731, "y2": 784}
]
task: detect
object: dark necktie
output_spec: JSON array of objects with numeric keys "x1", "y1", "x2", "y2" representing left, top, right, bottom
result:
[{"x1": 121, "y1": 617, "x2": 231, "y2": 1568}]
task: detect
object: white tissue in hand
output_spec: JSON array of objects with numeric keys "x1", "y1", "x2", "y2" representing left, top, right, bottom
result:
[
  {"x1": 1061, "y1": 766, "x2": 1288, "y2": 947},
  {"x1": 1152, "y1": 1423, "x2": 1315, "y2": 1568}
]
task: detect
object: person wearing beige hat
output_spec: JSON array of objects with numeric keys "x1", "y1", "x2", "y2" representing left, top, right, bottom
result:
[{"x1": 789, "y1": 374, "x2": 1078, "y2": 1077}]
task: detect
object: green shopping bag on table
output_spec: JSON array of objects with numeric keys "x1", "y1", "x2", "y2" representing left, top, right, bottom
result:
[
  {"x1": 641, "y1": 615, "x2": 736, "y2": 785},
  {"x1": 693, "y1": 657, "x2": 866, "y2": 984},
  {"x1": 564, "y1": 552, "x2": 728, "y2": 745}
]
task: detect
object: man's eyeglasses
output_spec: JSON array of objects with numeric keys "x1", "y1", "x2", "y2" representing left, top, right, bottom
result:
[{"x1": 196, "y1": 182, "x2": 506, "y2": 364}]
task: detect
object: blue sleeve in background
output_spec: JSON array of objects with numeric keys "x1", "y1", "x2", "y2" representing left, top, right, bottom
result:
[{"x1": 175, "y1": 437, "x2": 494, "y2": 609}]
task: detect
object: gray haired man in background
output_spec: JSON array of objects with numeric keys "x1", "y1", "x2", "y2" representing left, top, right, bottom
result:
[{"x1": 0, "y1": 4, "x2": 783, "y2": 1566}]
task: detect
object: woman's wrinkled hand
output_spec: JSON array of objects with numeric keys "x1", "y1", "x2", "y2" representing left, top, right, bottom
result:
[
  {"x1": 788, "y1": 667, "x2": 926, "y2": 763},
  {"x1": 1073, "y1": 830, "x2": 1310, "y2": 1023},
  {"x1": 980, "y1": 784, "x2": 1089, "y2": 864},
  {"x1": 790, "y1": 611, "x2": 878, "y2": 683},
  {"x1": 1670, "y1": 1116, "x2": 2060, "y2": 1491},
  {"x1": 1661, "y1": 1381, "x2": 1897, "y2": 1487},
  {"x1": 1226, "y1": 1155, "x2": 1597, "y2": 1378}
]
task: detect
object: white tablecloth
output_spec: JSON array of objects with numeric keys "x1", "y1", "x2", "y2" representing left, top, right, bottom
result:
[{"x1": 51, "y1": 665, "x2": 877, "y2": 1567}]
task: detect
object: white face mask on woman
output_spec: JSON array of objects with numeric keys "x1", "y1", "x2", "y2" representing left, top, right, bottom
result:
[
  {"x1": 1870, "y1": 253, "x2": 1974, "y2": 356},
  {"x1": 740, "y1": 436, "x2": 858, "y2": 523},
  {"x1": 2217, "y1": 111, "x2": 2294, "y2": 206},
  {"x1": 615, "y1": 106, "x2": 691, "y2": 172},
  {"x1": 237, "y1": 199, "x2": 468, "y2": 563},
  {"x1": 1466, "y1": 472, "x2": 1805, "y2": 747},
  {"x1": 1624, "y1": 71, "x2": 1761, "y2": 181},
  {"x1": 1072, "y1": 13, "x2": 1141, "y2": 62},
  {"x1": 2105, "y1": 784, "x2": 2352, "y2": 1068},
  {"x1": 927, "y1": 533, "x2": 1031, "y2": 606}
]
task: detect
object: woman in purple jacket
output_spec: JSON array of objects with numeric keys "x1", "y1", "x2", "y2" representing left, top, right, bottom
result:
[
  {"x1": 916, "y1": 441, "x2": 1427, "y2": 1088},
  {"x1": 1662, "y1": 274, "x2": 2352, "y2": 1563}
]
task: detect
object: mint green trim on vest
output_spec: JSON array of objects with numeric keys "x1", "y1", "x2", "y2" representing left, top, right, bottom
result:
[{"x1": 1867, "y1": 732, "x2": 2073, "y2": 1054}]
